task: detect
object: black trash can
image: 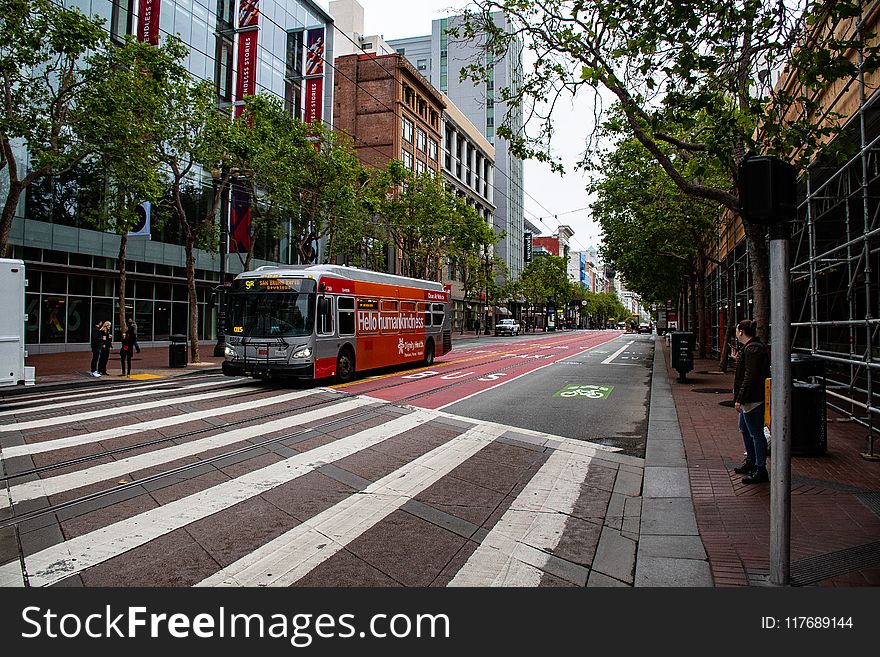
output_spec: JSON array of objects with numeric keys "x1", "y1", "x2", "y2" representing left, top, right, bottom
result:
[
  {"x1": 169, "y1": 334, "x2": 187, "y2": 368},
  {"x1": 789, "y1": 353, "x2": 827, "y2": 456},
  {"x1": 671, "y1": 332, "x2": 695, "y2": 382}
]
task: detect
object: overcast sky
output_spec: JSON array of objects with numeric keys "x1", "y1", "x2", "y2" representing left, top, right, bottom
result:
[{"x1": 316, "y1": 0, "x2": 605, "y2": 252}]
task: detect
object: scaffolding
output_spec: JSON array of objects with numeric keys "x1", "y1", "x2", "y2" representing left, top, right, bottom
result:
[{"x1": 703, "y1": 8, "x2": 880, "y2": 460}]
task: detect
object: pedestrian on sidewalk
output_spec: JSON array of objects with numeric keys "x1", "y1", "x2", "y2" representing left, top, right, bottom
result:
[
  {"x1": 732, "y1": 319, "x2": 772, "y2": 484},
  {"x1": 89, "y1": 320, "x2": 104, "y2": 377},
  {"x1": 97, "y1": 321, "x2": 112, "y2": 376},
  {"x1": 120, "y1": 319, "x2": 140, "y2": 377}
]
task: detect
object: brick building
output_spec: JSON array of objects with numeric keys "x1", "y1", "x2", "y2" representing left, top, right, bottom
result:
[{"x1": 333, "y1": 53, "x2": 445, "y2": 176}]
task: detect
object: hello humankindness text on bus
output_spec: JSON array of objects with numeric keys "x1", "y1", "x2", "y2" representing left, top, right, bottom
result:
[{"x1": 356, "y1": 309, "x2": 425, "y2": 334}]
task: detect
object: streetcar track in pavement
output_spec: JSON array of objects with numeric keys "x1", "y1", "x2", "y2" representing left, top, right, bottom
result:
[
  {"x1": 0, "y1": 371, "x2": 224, "y2": 407},
  {"x1": 2, "y1": 332, "x2": 621, "y2": 484},
  {"x1": 0, "y1": 332, "x2": 623, "y2": 532}
]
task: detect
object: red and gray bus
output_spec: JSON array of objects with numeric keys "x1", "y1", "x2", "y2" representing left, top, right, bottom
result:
[{"x1": 222, "y1": 264, "x2": 452, "y2": 382}]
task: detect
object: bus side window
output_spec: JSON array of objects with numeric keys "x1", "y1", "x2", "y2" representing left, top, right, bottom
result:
[
  {"x1": 318, "y1": 296, "x2": 334, "y2": 335},
  {"x1": 432, "y1": 303, "x2": 445, "y2": 327},
  {"x1": 338, "y1": 296, "x2": 355, "y2": 336},
  {"x1": 419, "y1": 303, "x2": 430, "y2": 327}
]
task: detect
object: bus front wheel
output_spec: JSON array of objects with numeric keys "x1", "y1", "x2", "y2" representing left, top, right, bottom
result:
[
  {"x1": 423, "y1": 340, "x2": 435, "y2": 366},
  {"x1": 336, "y1": 348, "x2": 355, "y2": 383}
]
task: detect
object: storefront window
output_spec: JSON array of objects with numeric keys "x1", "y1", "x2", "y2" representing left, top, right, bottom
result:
[
  {"x1": 155, "y1": 302, "x2": 171, "y2": 340},
  {"x1": 66, "y1": 297, "x2": 90, "y2": 343},
  {"x1": 25, "y1": 294, "x2": 39, "y2": 344},
  {"x1": 135, "y1": 300, "x2": 154, "y2": 342},
  {"x1": 41, "y1": 296, "x2": 66, "y2": 343}
]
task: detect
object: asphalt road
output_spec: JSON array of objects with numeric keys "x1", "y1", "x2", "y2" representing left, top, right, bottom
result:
[{"x1": 0, "y1": 330, "x2": 653, "y2": 587}]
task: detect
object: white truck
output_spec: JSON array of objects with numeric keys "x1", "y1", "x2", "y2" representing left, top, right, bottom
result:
[{"x1": 0, "y1": 258, "x2": 34, "y2": 386}]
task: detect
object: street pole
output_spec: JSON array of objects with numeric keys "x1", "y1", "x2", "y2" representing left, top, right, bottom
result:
[
  {"x1": 483, "y1": 247, "x2": 490, "y2": 335},
  {"x1": 739, "y1": 152, "x2": 797, "y2": 586},
  {"x1": 769, "y1": 221, "x2": 792, "y2": 585},
  {"x1": 213, "y1": 171, "x2": 230, "y2": 357}
]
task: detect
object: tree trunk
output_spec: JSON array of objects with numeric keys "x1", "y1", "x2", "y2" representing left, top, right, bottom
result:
[
  {"x1": 696, "y1": 256, "x2": 708, "y2": 359},
  {"x1": 743, "y1": 220, "x2": 770, "y2": 341},
  {"x1": 117, "y1": 231, "x2": 129, "y2": 343},
  {"x1": 185, "y1": 236, "x2": 200, "y2": 364},
  {"x1": 0, "y1": 181, "x2": 25, "y2": 257}
]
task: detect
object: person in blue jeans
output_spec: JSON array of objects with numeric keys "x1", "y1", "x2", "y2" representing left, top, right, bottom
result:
[{"x1": 732, "y1": 319, "x2": 772, "y2": 484}]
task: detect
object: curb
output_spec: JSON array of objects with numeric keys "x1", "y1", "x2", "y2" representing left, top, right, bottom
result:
[
  {"x1": 0, "y1": 366, "x2": 223, "y2": 397},
  {"x1": 634, "y1": 335, "x2": 714, "y2": 586}
]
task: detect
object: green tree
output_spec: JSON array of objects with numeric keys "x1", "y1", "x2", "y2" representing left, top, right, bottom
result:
[
  {"x1": 155, "y1": 72, "x2": 242, "y2": 363},
  {"x1": 80, "y1": 37, "x2": 185, "y2": 337},
  {"x1": 455, "y1": 0, "x2": 880, "y2": 338},
  {"x1": 0, "y1": 0, "x2": 106, "y2": 254},
  {"x1": 590, "y1": 136, "x2": 719, "y2": 353}
]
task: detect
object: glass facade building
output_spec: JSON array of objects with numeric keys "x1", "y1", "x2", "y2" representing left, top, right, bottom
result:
[{"x1": 4, "y1": 0, "x2": 334, "y2": 352}]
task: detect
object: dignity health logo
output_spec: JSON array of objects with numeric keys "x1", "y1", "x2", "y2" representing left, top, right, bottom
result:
[{"x1": 398, "y1": 338, "x2": 405, "y2": 355}]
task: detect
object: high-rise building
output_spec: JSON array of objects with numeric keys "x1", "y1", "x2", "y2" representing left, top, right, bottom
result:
[
  {"x1": 4, "y1": 0, "x2": 335, "y2": 353},
  {"x1": 388, "y1": 13, "x2": 525, "y2": 280}
]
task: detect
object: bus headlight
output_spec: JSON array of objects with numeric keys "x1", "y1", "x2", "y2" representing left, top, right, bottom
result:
[
  {"x1": 224, "y1": 345, "x2": 236, "y2": 358},
  {"x1": 292, "y1": 347, "x2": 312, "y2": 359}
]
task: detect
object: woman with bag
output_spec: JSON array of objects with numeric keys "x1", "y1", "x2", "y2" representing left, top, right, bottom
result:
[
  {"x1": 120, "y1": 320, "x2": 139, "y2": 377},
  {"x1": 97, "y1": 321, "x2": 112, "y2": 376}
]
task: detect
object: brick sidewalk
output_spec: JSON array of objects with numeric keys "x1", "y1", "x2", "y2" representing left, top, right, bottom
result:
[
  {"x1": 661, "y1": 339, "x2": 880, "y2": 586},
  {"x1": 21, "y1": 345, "x2": 224, "y2": 386}
]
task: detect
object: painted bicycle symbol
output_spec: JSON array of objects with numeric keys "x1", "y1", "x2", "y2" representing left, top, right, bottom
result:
[{"x1": 555, "y1": 384, "x2": 613, "y2": 399}]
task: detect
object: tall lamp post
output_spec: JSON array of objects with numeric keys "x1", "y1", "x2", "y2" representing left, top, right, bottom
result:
[
  {"x1": 213, "y1": 171, "x2": 230, "y2": 357},
  {"x1": 483, "y1": 245, "x2": 491, "y2": 335}
]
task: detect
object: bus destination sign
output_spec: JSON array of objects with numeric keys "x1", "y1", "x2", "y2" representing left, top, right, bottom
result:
[{"x1": 233, "y1": 277, "x2": 316, "y2": 293}]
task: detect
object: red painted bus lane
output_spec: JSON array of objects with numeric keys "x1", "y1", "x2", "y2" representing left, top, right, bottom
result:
[{"x1": 337, "y1": 331, "x2": 621, "y2": 409}]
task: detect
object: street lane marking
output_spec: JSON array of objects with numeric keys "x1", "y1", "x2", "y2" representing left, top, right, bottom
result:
[
  {"x1": 448, "y1": 448, "x2": 595, "y2": 586},
  {"x1": 434, "y1": 333, "x2": 622, "y2": 411},
  {"x1": 0, "y1": 409, "x2": 435, "y2": 587},
  {"x1": 554, "y1": 384, "x2": 614, "y2": 399},
  {"x1": 0, "y1": 379, "x2": 242, "y2": 418},
  {"x1": 329, "y1": 334, "x2": 612, "y2": 389},
  {"x1": 601, "y1": 341, "x2": 634, "y2": 365},
  {"x1": 0, "y1": 388, "x2": 321, "y2": 458},
  {"x1": 197, "y1": 423, "x2": 506, "y2": 587},
  {"x1": 0, "y1": 397, "x2": 377, "y2": 509},
  {"x1": 0, "y1": 385, "x2": 260, "y2": 432}
]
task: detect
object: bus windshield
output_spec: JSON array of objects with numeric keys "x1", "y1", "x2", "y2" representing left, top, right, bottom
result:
[{"x1": 228, "y1": 292, "x2": 314, "y2": 338}]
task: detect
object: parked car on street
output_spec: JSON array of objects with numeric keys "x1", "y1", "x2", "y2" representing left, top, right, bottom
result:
[
  {"x1": 494, "y1": 318, "x2": 521, "y2": 336},
  {"x1": 637, "y1": 323, "x2": 653, "y2": 334}
]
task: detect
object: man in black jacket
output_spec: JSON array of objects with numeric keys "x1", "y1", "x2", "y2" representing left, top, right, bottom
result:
[{"x1": 732, "y1": 319, "x2": 772, "y2": 483}]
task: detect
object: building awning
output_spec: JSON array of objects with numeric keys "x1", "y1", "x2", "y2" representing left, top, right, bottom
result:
[{"x1": 494, "y1": 306, "x2": 511, "y2": 315}]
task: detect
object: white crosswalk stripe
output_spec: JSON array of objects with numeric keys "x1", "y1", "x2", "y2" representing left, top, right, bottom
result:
[
  {"x1": 0, "y1": 408, "x2": 435, "y2": 587},
  {"x1": 0, "y1": 379, "x2": 241, "y2": 418},
  {"x1": 0, "y1": 385, "x2": 261, "y2": 432},
  {"x1": 0, "y1": 396, "x2": 376, "y2": 510},
  {"x1": 0, "y1": 388, "x2": 320, "y2": 458},
  {"x1": 448, "y1": 448, "x2": 595, "y2": 586},
  {"x1": 0, "y1": 380, "x2": 644, "y2": 589},
  {"x1": 197, "y1": 423, "x2": 504, "y2": 587}
]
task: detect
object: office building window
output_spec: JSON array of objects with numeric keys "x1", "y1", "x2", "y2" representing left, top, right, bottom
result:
[
  {"x1": 110, "y1": 0, "x2": 133, "y2": 43},
  {"x1": 428, "y1": 138, "x2": 438, "y2": 161},
  {"x1": 417, "y1": 59, "x2": 427, "y2": 71},
  {"x1": 286, "y1": 30, "x2": 304, "y2": 79},
  {"x1": 416, "y1": 160, "x2": 426, "y2": 175},
  {"x1": 416, "y1": 128, "x2": 426, "y2": 152},
  {"x1": 402, "y1": 117, "x2": 414, "y2": 143},
  {"x1": 215, "y1": 37, "x2": 234, "y2": 102},
  {"x1": 402, "y1": 150, "x2": 413, "y2": 170}
]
